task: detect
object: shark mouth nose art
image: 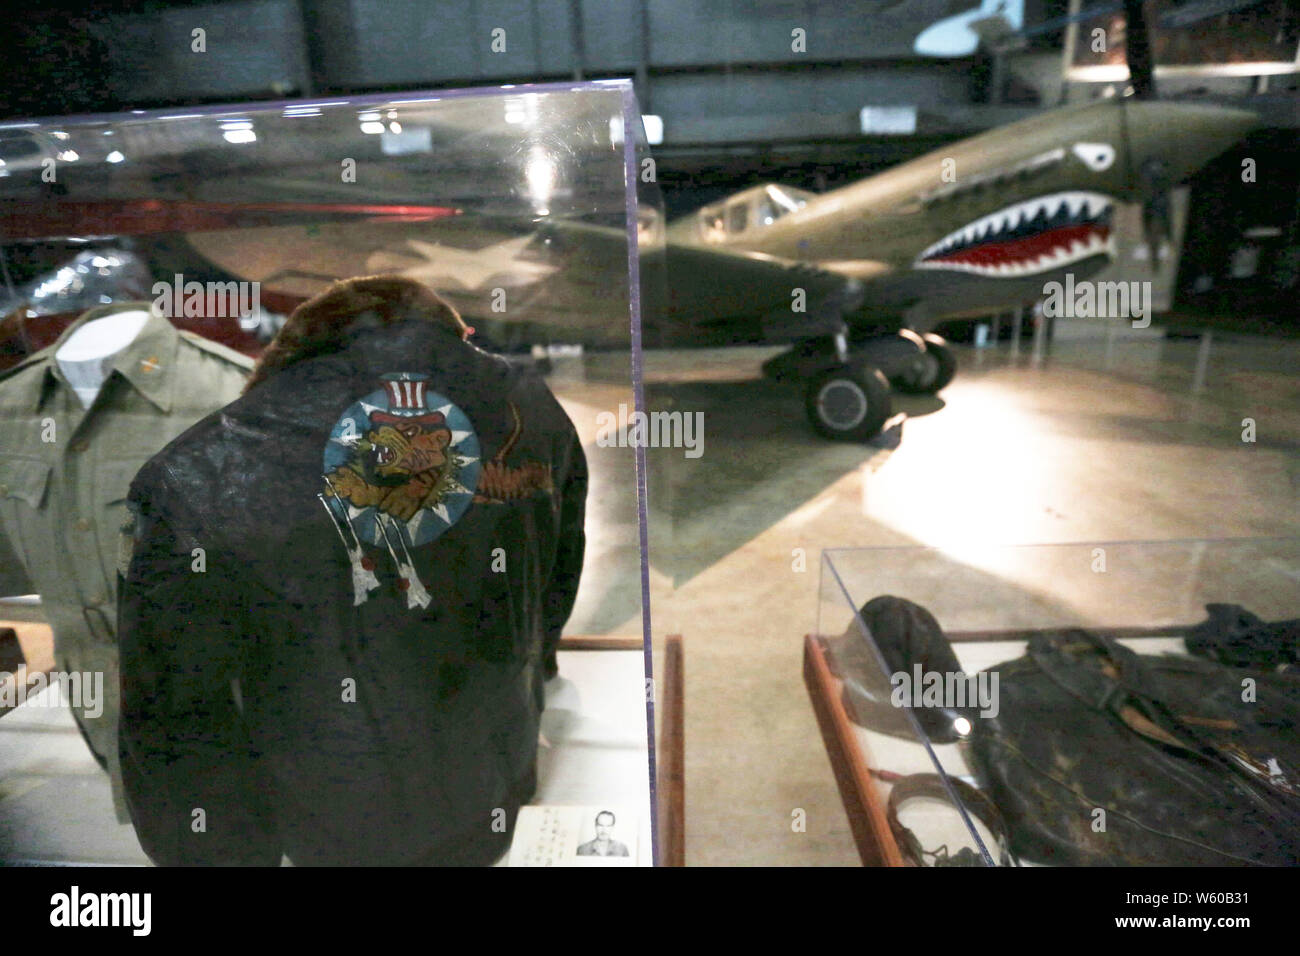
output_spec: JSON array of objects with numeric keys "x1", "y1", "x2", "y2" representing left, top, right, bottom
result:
[{"x1": 915, "y1": 191, "x2": 1115, "y2": 277}]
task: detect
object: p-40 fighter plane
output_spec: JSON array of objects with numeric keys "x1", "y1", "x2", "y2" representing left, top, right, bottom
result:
[{"x1": 650, "y1": 95, "x2": 1257, "y2": 439}]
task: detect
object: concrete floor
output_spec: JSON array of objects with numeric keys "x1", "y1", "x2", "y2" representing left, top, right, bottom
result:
[{"x1": 641, "y1": 329, "x2": 1300, "y2": 866}]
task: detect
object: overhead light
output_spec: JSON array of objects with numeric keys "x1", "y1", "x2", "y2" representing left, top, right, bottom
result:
[
  {"x1": 860, "y1": 106, "x2": 917, "y2": 135},
  {"x1": 106, "y1": 150, "x2": 125, "y2": 163},
  {"x1": 380, "y1": 125, "x2": 432, "y2": 155},
  {"x1": 360, "y1": 121, "x2": 385, "y2": 134},
  {"x1": 641, "y1": 115, "x2": 663, "y2": 145},
  {"x1": 57, "y1": 149, "x2": 80, "y2": 162},
  {"x1": 609, "y1": 114, "x2": 664, "y2": 146},
  {"x1": 504, "y1": 94, "x2": 541, "y2": 125},
  {"x1": 526, "y1": 147, "x2": 557, "y2": 209},
  {"x1": 286, "y1": 101, "x2": 345, "y2": 112},
  {"x1": 220, "y1": 119, "x2": 255, "y2": 142}
]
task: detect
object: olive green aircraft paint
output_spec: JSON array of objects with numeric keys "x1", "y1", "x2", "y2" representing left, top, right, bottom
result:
[
  {"x1": 664, "y1": 96, "x2": 1257, "y2": 330},
  {"x1": 186, "y1": 95, "x2": 1256, "y2": 347}
]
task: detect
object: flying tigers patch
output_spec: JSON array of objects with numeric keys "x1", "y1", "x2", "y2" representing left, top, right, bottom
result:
[{"x1": 319, "y1": 372, "x2": 480, "y2": 609}]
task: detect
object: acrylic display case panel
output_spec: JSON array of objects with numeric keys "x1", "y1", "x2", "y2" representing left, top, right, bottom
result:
[
  {"x1": 808, "y1": 537, "x2": 1300, "y2": 867},
  {"x1": 0, "y1": 79, "x2": 659, "y2": 866}
]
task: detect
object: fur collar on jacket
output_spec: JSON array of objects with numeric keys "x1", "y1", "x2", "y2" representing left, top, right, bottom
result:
[{"x1": 245, "y1": 275, "x2": 467, "y2": 392}]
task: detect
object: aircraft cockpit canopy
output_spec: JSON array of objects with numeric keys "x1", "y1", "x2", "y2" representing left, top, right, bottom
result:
[{"x1": 696, "y1": 183, "x2": 813, "y2": 243}]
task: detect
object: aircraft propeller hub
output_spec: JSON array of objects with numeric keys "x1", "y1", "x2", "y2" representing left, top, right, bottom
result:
[{"x1": 914, "y1": 191, "x2": 1116, "y2": 279}]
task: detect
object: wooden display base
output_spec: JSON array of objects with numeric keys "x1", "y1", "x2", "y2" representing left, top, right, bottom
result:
[
  {"x1": 1, "y1": 623, "x2": 688, "y2": 865},
  {"x1": 657, "y1": 634, "x2": 684, "y2": 867},
  {"x1": 803, "y1": 633, "x2": 904, "y2": 867},
  {"x1": 550, "y1": 632, "x2": 686, "y2": 867}
]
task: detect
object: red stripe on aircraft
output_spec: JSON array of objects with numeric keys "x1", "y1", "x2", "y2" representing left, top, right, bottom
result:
[{"x1": 0, "y1": 199, "x2": 461, "y2": 241}]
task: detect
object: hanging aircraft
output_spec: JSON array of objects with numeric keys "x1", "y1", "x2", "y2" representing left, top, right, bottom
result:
[{"x1": 910, "y1": 0, "x2": 1026, "y2": 57}]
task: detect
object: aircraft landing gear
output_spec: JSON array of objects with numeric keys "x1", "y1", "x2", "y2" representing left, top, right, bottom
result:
[
  {"x1": 891, "y1": 333, "x2": 957, "y2": 395},
  {"x1": 763, "y1": 331, "x2": 894, "y2": 441},
  {"x1": 763, "y1": 327, "x2": 957, "y2": 441},
  {"x1": 805, "y1": 361, "x2": 892, "y2": 441}
]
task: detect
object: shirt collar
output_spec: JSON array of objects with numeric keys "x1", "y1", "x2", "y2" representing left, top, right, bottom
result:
[{"x1": 38, "y1": 302, "x2": 179, "y2": 413}]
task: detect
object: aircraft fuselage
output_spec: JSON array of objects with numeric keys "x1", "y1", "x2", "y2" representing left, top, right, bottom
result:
[{"x1": 669, "y1": 97, "x2": 1258, "y2": 330}]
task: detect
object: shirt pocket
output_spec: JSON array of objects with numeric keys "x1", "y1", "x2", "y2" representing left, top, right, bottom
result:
[
  {"x1": 0, "y1": 456, "x2": 51, "y2": 509},
  {"x1": 0, "y1": 456, "x2": 52, "y2": 592}
]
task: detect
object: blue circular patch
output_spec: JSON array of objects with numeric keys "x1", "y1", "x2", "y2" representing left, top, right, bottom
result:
[{"x1": 322, "y1": 372, "x2": 480, "y2": 548}]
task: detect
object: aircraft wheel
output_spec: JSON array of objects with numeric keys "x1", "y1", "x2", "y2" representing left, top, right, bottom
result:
[
  {"x1": 894, "y1": 335, "x2": 957, "y2": 394},
  {"x1": 805, "y1": 363, "x2": 892, "y2": 441}
]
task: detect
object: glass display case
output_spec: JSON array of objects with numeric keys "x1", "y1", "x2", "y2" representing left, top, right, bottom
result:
[
  {"x1": 0, "y1": 79, "x2": 660, "y2": 866},
  {"x1": 806, "y1": 538, "x2": 1300, "y2": 866}
]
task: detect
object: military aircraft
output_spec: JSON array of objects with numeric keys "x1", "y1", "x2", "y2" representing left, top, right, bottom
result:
[
  {"x1": 0, "y1": 14, "x2": 1263, "y2": 443},
  {"x1": 653, "y1": 95, "x2": 1258, "y2": 438}
]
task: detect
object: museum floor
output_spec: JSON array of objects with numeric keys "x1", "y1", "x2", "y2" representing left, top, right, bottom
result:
[
  {"x1": 641, "y1": 327, "x2": 1300, "y2": 866},
  {"x1": 1, "y1": 326, "x2": 1295, "y2": 866}
]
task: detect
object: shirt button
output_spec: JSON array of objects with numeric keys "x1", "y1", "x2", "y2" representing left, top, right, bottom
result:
[
  {"x1": 71, "y1": 439, "x2": 89, "y2": 453},
  {"x1": 75, "y1": 518, "x2": 92, "y2": 532}
]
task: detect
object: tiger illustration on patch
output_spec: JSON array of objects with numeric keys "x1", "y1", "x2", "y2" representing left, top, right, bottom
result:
[{"x1": 317, "y1": 372, "x2": 554, "y2": 611}]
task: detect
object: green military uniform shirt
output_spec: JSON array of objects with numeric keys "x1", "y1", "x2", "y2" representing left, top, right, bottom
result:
[{"x1": 0, "y1": 302, "x2": 252, "y2": 820}]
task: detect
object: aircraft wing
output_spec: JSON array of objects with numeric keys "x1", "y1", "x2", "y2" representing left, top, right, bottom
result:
[{"x1": 180, "y1": 212, "x2": 896, "y2": 349}]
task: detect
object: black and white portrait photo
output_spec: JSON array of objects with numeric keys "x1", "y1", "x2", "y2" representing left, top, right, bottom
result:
[{"x1": 575, "y1": 810, "x2": 630, "y2": 857}]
